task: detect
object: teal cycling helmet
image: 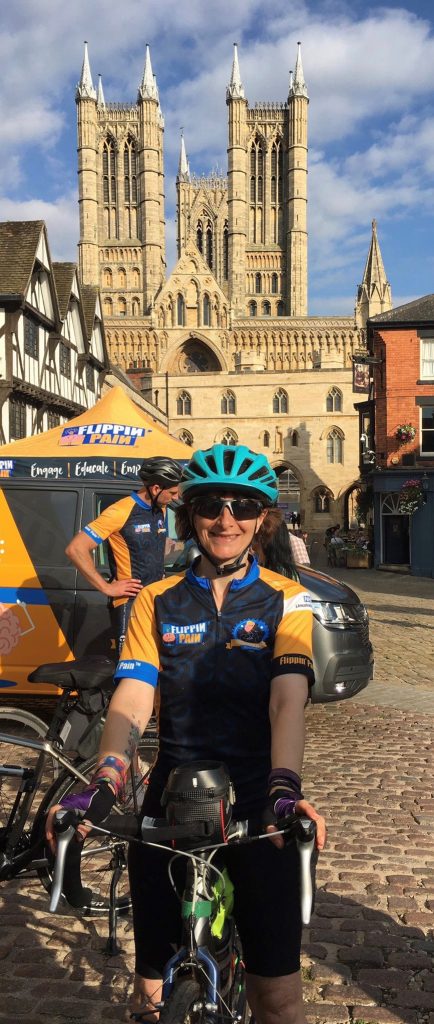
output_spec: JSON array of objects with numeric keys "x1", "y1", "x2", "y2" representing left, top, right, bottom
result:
[{"x1": 180, "y1": 444, "x2": 278, "y2": 506}]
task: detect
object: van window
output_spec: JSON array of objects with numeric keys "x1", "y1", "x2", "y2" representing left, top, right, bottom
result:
[{"x1": 4, "y1": 488, "x2": 79, "y2": 568}]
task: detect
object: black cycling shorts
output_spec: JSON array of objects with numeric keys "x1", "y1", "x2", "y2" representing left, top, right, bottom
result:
[{"x1": 128, "y1": 786, "x2": 302, "y2": 979}]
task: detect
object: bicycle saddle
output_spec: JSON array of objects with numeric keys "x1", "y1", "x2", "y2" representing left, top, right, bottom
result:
[{"x1": 28, "y1": 655, "x2": 116, "y2": 692}]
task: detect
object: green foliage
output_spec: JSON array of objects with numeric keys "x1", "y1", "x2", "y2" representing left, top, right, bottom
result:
[{"x1": 354, "y1": 484, "x2": 373, "y2": 523}]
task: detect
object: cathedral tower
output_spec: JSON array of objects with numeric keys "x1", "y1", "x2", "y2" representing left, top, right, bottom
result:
[{"x1": 76, "y1": 43, "x2": 165, "y2": 316}]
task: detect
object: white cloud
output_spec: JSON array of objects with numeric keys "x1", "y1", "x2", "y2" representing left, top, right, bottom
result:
[
  {"x1": 1, "y1": 1, "x2": 434, "y2": 308},
  {"x1": 0, "y1": 193, "x2": 78, "y2": 262}
]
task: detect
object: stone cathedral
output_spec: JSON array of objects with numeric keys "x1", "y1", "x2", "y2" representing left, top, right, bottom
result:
[{"x1": 76, "y1": 42, "x2": 392, "y2": 529}]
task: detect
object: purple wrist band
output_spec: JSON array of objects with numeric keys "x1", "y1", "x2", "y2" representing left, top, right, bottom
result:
[
  {"x1": 268, "y1": 767, "x2": 302, "y2": 791},
  {"x1": 274, "y1": 796, "x2": 299, "y2": 818},
  {"x1": 60, "y1": 785, "x2": 98, "y2": 813}
]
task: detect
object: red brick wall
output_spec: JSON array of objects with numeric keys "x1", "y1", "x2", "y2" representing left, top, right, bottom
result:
[{"x1": 373, "y1": 327, "x2": 434, "y2": 467}]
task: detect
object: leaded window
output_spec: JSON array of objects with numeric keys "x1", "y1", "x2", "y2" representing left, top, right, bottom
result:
[
  {"x1": 326, "y1": 387, "x2": 342, "y2": 412},
  {"x1": 327, "y1": 429, "x2": 343, "y2": 464},
  {"x1": 86, "y1": 363, "x2": 95, "y2": 392},
  {"x1": 9, "y1": 397, "x2": 27, "y2": 439},
  {"x1": 273, "y1": 388, "x2": 288, "y2": 414},
  {"x1": 24, "y1": 317, "x2": 38, "y2": 359},
  {"x1": 60, "y1": 342, "x2": 71, "y2": 377},
  {"x1": 177, "y1": 391, "x2": 191, "y2": 415},
  {"x1": 221, "y1": 390, "x2": 236, "y2": 415},
  {"x1": 221, "y1": 429, "x2": 238, "y2": 446}
]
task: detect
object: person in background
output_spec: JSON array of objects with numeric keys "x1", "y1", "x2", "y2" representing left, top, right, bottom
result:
[
  {"x1": 65, "y1": 456, "x2": 183, "y2": 656},
  {"x1": 252, "y1": 509, "x2": 299, "y2": 580},
  {"x1": 288, "y1": 529, "x2": 310, "y2": 567}
]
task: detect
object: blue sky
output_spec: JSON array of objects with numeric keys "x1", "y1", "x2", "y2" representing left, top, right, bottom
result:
[{"x1": 1, "y1": 0, "x2": 434, "y2": 315}]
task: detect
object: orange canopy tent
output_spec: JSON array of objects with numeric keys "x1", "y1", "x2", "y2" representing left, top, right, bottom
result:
[{"x1": 0, "y1": 387, "x2": 191, "y2": 481}]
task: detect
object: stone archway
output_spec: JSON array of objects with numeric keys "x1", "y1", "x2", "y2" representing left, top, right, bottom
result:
[{"x1": 162, "y1": 334, "x2": 227, "y2": 374}]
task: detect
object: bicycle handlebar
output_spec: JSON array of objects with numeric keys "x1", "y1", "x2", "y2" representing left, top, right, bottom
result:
[{"x1": 49, "y1": 809, "x2": 317, "y2": 924}]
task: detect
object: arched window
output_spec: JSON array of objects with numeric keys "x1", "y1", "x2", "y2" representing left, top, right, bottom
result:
[
  {"x1": 124, "y1": 136, "x2": 137, "y2": 206},
  {"x1": 221, "y1": 429, "x2": 238, "y2": 446},
  {"x1": 206, "y1": 222, "x2": 213, "y2": 269},
  {"x1": 221, "y1": 390, "x2": 236, "y2": 415},
  {"x1": 262, "y1": 301, "x2": 271, "y2": 316},
  {"x1": 118, "y1": 268, "x2": 126, "y2": 288},
  {"x1": 196, "y1": 221, "x2": 203, "y2": 253},
  {"x1": 327, "y1": 429, "x2": 344, "y2": 464},
  {"x1": 203, "y1": 294, "x2": 211, "y2": 326},
  {"x1": 104, "y1": 268, "x2": 112, "y2": 287},
  {"x1": 263, "y1": 431, "x2": 270, "y2": 448},
  {"x1": 255, "y1": 273, "x2": 262, "y2": 294},
  {"x1": 249, "y1": 301, "x2": 257, "y2": 317},
  {"x1": 273, "y1": 388, "x2": 288, "y2": 414},
  {"x1": 291, "y1": 431, "x2": 298, "y2": 447},
  {"x1": 223, "y1": 223, "x2": 229, "y2": 280},
  {"x1": 177, "y1": 391, "x2": 191, "y2": 416},
  {"x1": 102, "y1": 137, "x2": 117, "y2": 236},
  {"x1": 118, "y1": 297, "x2": 127, "y2": 316},
  {"x1": 271, "y1": 273, "x2": 278, "y2": 294},
  {"x1": 104, "y1": 297, "x2": 113, "y2": 316},
  {"x1": 314, "y1": 488, "x2": 331, "y2": 513},
  {"x1": 177, "y1": 294, "x2": 185, "y2": 326},
  {"x1": 326, "y1": 387, "x2": 343, "y2": 412},
  {"x1": 132, "y1": 298, "x2": 140, "y2": 316},
  {"x1": 132, "y1": 267, "x2": 140, "y2": 287},
  {"x1": 179, "y1": 430, "x2": 193, "y2": 447},
  {"x1": 277, "y1": 301, "x2": 285, "y2": 316}
]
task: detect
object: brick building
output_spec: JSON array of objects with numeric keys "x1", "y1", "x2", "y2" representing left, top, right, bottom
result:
[{"x1": 360, "y1": 297, "x2": 434, "y2": 576}]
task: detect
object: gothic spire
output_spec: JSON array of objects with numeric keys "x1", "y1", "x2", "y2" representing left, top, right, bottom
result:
[
  {"x1": 138, "y1": 44, "x2": 158, "y2": 101},
  {"x1": 226, "y1": 43, "x2": 245, "y2": 100},
  {"x1": 290, "y1": 41, "x2": 308, "y2": 98},
  {"x1": 76, "y1": 42, "x2": 97, "y2": 101},
  {"x1": 356, "y1": 220, "x2": 392, "y2": 325},
  {"x1": 177, "y1": 131, "x2": 190, "y2": 181},
  {"x1": 97, "y1": 74, "x2": 106, "y2": 108}
]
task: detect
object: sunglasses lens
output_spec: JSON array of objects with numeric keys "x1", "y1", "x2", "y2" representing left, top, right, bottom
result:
[
  {"x1": 194, "y1": 498, "x2": 224, "y2": 519},
  {"x1": 231, "y1": 500, "x2": 262, "y2": 520},
  {"x1": 193, "y1": 497, "x2": 262, "y2": 520}
]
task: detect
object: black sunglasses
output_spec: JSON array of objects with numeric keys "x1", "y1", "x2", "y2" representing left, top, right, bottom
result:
[{"x1": 191, "y1": 496, "x2": 264, "y2": 521}]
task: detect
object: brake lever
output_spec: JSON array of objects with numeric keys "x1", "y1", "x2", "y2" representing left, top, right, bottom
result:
[
  {"x1": 49, "y1": 810, "x2": 79, "y2": 913},
  {"x1": 295, "y1": 816, "x2": 317, "y2": 925}
]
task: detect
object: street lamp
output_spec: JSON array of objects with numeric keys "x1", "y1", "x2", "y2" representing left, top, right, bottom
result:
[{"x1": 422, "y1": 472, "x2": 429, "y2": 503}]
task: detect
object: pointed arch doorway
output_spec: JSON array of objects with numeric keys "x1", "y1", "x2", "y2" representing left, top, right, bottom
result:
[{"x1": 274, "y1": 466, "x2": 301, "y2": 524}]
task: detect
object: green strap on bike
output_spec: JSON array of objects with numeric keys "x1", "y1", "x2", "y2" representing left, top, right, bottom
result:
[
  {"x1": 180, "y1": 869, "x2": 234, "y2": 939},
  {"x1": 211, "y1": 869, "x2": 234, "y2": 939},
  {"x1": 182, "y1": 899, "x2": 212, "y2": 919}
]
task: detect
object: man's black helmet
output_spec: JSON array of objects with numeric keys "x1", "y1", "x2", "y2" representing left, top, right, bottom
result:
[{"x1": 139, "y1": 457, "x2": 183, "y2": 488}]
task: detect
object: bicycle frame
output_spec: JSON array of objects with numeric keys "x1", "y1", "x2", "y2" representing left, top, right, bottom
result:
[
  {"x1": 162, "y1": 850, "x2": 228, "y2": 1013},
  {"x1": 0, "y1": 733, "x2": 93, "y2": 880}
]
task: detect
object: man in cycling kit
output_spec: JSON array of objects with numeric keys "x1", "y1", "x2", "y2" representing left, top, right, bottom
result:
[
  {"x1": 65, "y1": 457, "x2": 183, "y2": 655},
  {"x1": 47, "y1": 444, "x2": 326, "y2": 1024}
]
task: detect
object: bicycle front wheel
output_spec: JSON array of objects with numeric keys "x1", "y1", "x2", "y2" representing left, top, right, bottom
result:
[
  {"x1": 32, "y1": 732, "x2": 159, "y2": 913},
  {"x1": 0, "y1": 707, "x2": 54, "y2": 830},
  {"x1": 160, "y1": 978, "x2": 202, "y2": 1024}
]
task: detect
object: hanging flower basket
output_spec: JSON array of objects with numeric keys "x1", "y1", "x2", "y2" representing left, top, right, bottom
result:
[
  {"x1": 399, "y1": 478, "x2": 424, "y2": 515},
  {"x1": 396, "y1": 423, "x2": 416, "y2": 444}
]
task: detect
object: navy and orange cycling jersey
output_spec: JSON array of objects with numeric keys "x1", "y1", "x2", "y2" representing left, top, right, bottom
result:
[
  {"x1": 84, "y1": 493, "x2": 167, "y2": 606},
  {"x1": 115, "y1": 556, "x2": 314, "y2": 817}
]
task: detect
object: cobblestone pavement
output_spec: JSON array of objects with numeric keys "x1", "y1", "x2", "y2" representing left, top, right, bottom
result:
[
  {"x1": 1, "y1": 570, "x2": 434, "y2": 1023},
  {"x1": 312, "y1": 562, "x2": 434, "y2": 712}
]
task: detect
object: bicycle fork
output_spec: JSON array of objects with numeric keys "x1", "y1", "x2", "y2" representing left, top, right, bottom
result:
[{"x1": 162, "y1": 859, "x2": 220, "y2": 1013}]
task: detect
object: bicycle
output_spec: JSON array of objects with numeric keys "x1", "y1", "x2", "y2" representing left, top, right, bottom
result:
[
  {"x1": 0, "y1": 654, "x2": 159, "y2": 918},
  {"x1": 49, "y1": 760, "x2": 318, "y2": 1022}
]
